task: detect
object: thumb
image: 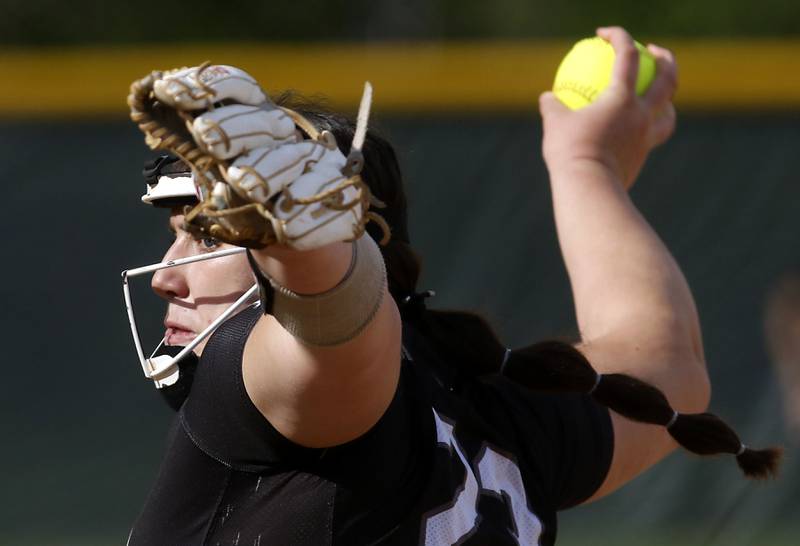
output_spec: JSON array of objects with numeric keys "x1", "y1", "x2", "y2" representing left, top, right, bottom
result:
[{"x1": 539, "y1": 91, "x2": 570, "y2": 120}]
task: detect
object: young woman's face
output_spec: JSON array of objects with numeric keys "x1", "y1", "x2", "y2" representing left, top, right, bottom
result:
[{"x1": 151, "y1": 211, "x2": 254, "y2": 355}]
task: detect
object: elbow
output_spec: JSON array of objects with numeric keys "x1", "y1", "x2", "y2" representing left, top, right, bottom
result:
[
  {"x1": 654, "y1": 339, "x2": 710, "y2": 414},
  {"x1": 673, "y1": 317, "x2": 710, "y2": 413},
  {"x1": 661, "y1": 318, "x2": 711, "y2": 413},
  {"x1": 698, "y1": 365, "x2": 712, "y2": 412},
  {"x1": 691, "y1": 366, "x2": 712, "y2": 413},
  {"x1": 682, "y1": 354, "x2": 711, "y2": 413}
]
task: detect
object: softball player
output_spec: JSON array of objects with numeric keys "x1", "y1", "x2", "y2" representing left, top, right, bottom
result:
[{"x1": 123, "y1": 27, "x2": 777, "y2": 545}]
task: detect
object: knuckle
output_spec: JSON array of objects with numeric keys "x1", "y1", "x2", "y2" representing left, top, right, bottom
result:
[{"x1": 623, "y1": 48, "x2": 639, "y2": 64}]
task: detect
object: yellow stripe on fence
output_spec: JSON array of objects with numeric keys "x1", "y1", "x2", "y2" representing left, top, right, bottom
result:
[{"x1": 1, "y1": 40, "x2": 800, "y2": 117}]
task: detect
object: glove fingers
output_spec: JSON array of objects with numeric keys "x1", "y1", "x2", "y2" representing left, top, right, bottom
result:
[
  {"x1": 151, "y1": 66, "x2": 196, "y2": 107},
  {"x1": 228, "y1": 141, "x2": 344, "y2": 204},
  {"x1": 136, "y1": 62, "x2": 371, "y2": 251},
  {"x1": 274, "y1": 166, "x2": 363, "y2": 250},
  {"x1": 153, "y1": 65, "x2": 267, "y2": 110},
  {"x1": 229, "y1": 144, "x2": 308, "y2": 204},
  {"x1": 191, "y1": 104, "x2": 297, "y2": 159}
]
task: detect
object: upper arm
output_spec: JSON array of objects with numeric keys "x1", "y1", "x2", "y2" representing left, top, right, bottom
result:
[
  {"x1": 241, "y1": 286, "x2": 403, "y2": 449},
  {"x1": 586, "y1": 410, "x2": 676, "y2": 502},
  {"x1": 578, "y1": 338, "x2": 710, "y2": 503}
]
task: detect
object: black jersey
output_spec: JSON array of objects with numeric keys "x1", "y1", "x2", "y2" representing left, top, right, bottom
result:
[{"x1": 129, "y1": 306, "x2": 613, "y2": 546}]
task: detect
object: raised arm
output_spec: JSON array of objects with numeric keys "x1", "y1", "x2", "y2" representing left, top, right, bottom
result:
[
  {"x1": 539, "y1": 27, "x2": 710, "y2": 499},
  {"x1": 242, "y1": 240, "x2": 402, "y2": 448},
  {"x1": 127, "y1": 65, "x2": 404, "y2": 449}
]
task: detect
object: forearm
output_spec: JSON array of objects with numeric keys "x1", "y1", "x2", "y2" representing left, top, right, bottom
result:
[
  {"x1": 250, "y1": 239, "x2": 395, "y2": 356},
  {"x1": 244, "y1": 238, "x2": 401, "y2": 447},
  {"x1": 249, "y1": 239, "x2": 397, "y2": 363},
  {"x1": 549, "y1": 159, "x2": 707, "y2": 404}
]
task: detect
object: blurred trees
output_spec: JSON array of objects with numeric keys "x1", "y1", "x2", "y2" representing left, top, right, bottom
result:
[{"x1": 2, "y1": 0, "x2": 799, "y2": 45}]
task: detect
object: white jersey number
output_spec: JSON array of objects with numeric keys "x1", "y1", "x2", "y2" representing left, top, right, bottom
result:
[{"x1": 422, "y1": 410, "x2": 542, "y2": 545}]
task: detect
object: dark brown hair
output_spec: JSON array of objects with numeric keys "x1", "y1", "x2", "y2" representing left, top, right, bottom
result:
[{"x1": 278, "y1": 93, "x2": 781, "y2": 480}]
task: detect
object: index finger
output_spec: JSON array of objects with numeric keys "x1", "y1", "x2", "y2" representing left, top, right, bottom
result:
[{"x1": 597, "y1": 26, "x2": 639, "y2": 97}]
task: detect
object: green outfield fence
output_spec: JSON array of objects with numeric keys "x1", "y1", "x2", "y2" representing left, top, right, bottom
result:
[
  {"x1": 2, "y1": 18, "x2": 800, "y2": 542},
  {"x1": 2, "y1": 110, "x2": 798, "y2": 545}
]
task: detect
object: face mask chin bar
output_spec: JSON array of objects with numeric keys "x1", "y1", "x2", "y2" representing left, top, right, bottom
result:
[{"x1": 121, "y1": 247, "x2": 258, "y2": 389}]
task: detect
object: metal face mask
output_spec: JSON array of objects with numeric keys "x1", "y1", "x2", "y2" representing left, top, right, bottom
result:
[{"x1": 121, "y1": 247, "x2": 259, "y2": 390}]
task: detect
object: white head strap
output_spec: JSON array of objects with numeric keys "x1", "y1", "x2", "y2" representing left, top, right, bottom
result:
[{"x1": 141, "y1": 174, "x2": 197, "y2": 205}]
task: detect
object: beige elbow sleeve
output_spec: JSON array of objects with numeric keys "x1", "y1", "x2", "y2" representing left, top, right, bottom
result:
[{"x1": 254, "y1": 235, "x2": 387, "y2": 346}]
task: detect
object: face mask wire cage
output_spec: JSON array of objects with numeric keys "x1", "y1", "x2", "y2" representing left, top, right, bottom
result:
[{"x1": 121, "y1": 247, "x2": 258, "y2": 388}]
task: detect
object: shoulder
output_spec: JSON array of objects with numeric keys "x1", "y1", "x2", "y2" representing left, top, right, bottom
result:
[{"x1": 182, "y1": 304, "x2": 314, "y2": 469}]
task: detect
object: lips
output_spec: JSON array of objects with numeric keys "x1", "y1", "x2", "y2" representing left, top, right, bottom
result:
[{"x1": 164, "y1": 326, "x2": 197, "y2": 346}]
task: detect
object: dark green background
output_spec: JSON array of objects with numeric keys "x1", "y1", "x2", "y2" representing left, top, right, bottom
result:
[
  {"x1": 3, "y1": 1, "x2": 800, "y2": 542},
  {"x1": 1, "y1": 112, "x2": 798, "y2": 544},
  {"x1": 2, "y1": 0, "x2": 800, "y2": 45}
]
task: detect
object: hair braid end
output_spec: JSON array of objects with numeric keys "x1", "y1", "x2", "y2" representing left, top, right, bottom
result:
[{"x1": 736, "y1": 447, "x2": 783, "y2": 480}]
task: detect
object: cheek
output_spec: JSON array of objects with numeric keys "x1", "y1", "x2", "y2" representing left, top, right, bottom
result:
[
  {"x1": 233, "y1": 262, "x2": 256, "y2": 289},
  {"x1": 196, "y1": 303, "x2": 228, "y2": 328},
  {"x1": 196, "y1": 258, "x2": 253, "y2": 290},
  {"x1": 216, "y1": 257, "x2": 255, "y2": 290},
  {"x1": 192, "y1": 260, "x2": 254, "y2": 325}
]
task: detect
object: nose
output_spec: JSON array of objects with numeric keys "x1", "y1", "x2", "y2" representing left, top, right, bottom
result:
[{"x1": 151, "y1": 240, "x2": 190, "y2": 300}]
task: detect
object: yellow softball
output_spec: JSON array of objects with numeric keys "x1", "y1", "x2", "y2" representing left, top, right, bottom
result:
[{"x1": 553, "y1": 37, "x2": 657, "y2": 110}]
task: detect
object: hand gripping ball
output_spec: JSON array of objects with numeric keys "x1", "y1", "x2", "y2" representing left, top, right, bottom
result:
[{"x1": 553, "y1": 37, "x2": 657, "y2": 110}]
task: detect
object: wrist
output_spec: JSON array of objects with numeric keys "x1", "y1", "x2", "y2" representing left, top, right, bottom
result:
[
  {"x1": 546, "y1": 156, "x2": 624, "y2": 190},
  {"x1": 250, "y1": 241, "x2": 354, "y2": 294},
  {"x1": 248, "y1": 236, "x2": 387, "y2": 346}
]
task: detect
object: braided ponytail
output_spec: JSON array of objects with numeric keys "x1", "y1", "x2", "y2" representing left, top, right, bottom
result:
[
  {"x1": 276, "y1": 95, "x2": 780, "y2": 480},
  {"x1": 502, "y1": 341, "x2": 782, "y2": 479}
]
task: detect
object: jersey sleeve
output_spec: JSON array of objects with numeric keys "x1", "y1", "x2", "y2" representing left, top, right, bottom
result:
[
  {"x1": 180, "y1": 306, "x2": 432, "y2": 480},
  {"x1": 181, "y1": 305, "x2": 326, "y2": 469},
  {"x1": 470, "y1": 374, "x2": 614, "y2": 510},
  {"x1": 179, "y1": 309, "x2": 440, "y2": 543}
]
